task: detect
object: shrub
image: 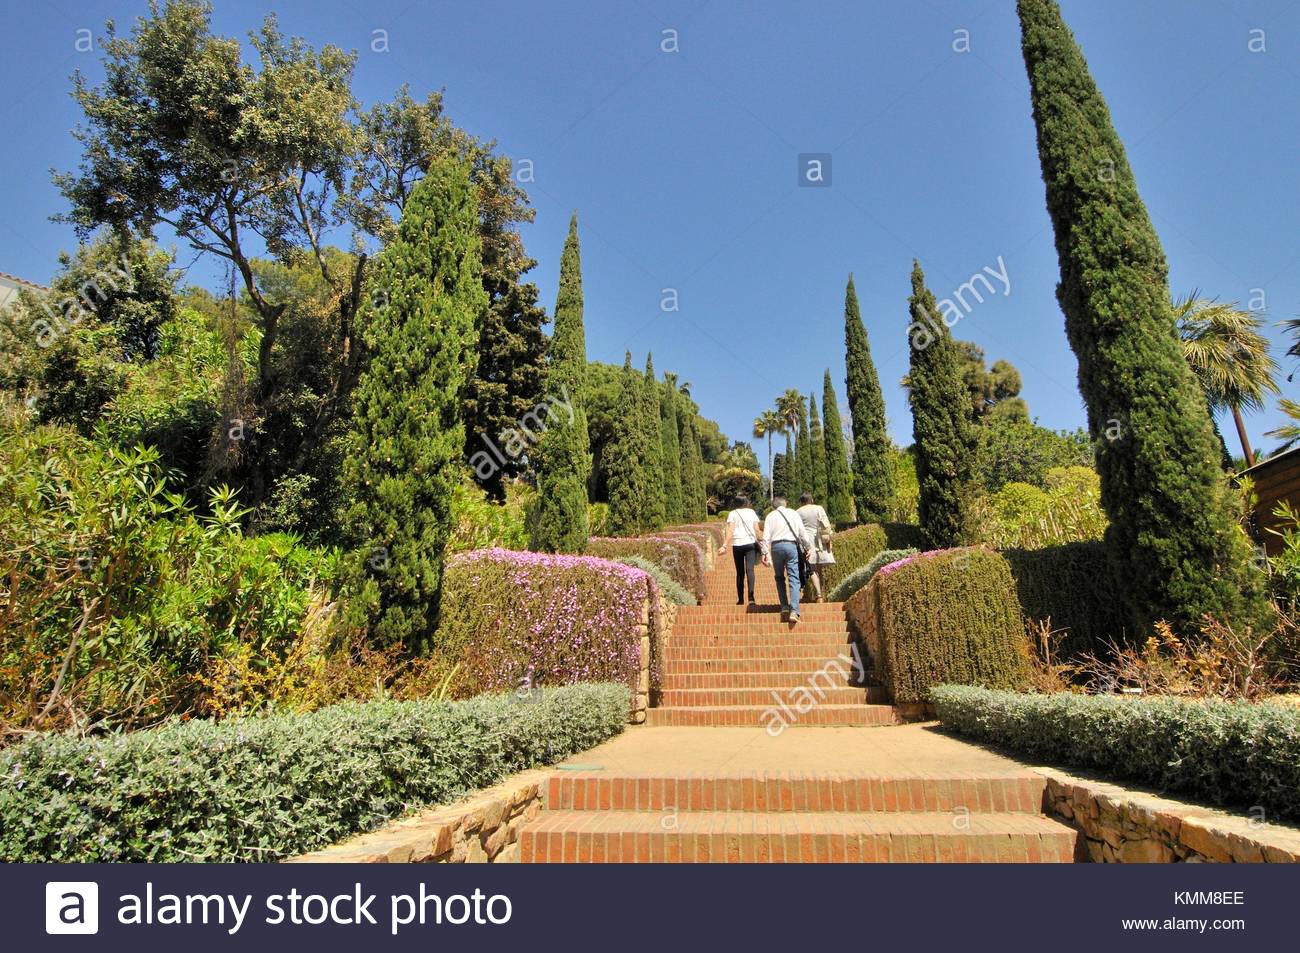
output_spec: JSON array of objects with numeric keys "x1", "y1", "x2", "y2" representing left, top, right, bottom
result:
[
  {"x1": 436, "y1": 549, "x2": 658, "y2": 698},
  {"x1": 970, "y1": 466, "x2": 1107, "y2": 549},
  {"x1": 587, "y1": 535, "x2": 705, "y2": 599},
  {"x1": 0, "y1": 682, "x2": 628, "y2": 862},
  {"x1": 933, "y1": 685, "x2": 1300, "y2": 820},
  {"x1": 613, "y1": 556, "x2": 697, "y2": 606},
  {"x1": 820, "y1": 523, "x2": 888, "y2": 593},
  {"x1": 850, "y1": 547, "x2": 1031, "y2": 704},
  {"x1": 666, "y1": 522, "x2": 724, "y2": 549},
  {"x1": 1004, "y1": 540, "x2": 1130, "y2": 659},
  {"x1": 827, "y1": 548, "x2": 918, "y2": 603},
  {"x1": 0, "y1": 423, "x2": 330, "y2": 735},
  {"x1": 446, "y1": 479, "x2": 531, "y2": 555}
]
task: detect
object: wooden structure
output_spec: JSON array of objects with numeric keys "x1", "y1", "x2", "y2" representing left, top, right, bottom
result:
[{"x1": 1243, "y1": 446, "x2": 1300, "y2": 554}]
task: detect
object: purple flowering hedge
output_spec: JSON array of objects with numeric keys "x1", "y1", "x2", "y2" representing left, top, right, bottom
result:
[
  {"x1": 586, "y1": 535, "x2": 706, "y2": 600},
  {"x1": 436, "y1": 549, "x2": 661, "y2": 700},
  {"x1": 845, "y1": 546, "x2": 1030, "y2": 705}
]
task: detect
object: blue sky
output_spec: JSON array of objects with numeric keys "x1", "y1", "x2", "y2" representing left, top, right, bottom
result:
[{"x1": 2, "y1": 0, "x2": 1298, "y2": 468}]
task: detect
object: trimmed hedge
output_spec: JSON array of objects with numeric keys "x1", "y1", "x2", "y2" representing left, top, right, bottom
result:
[
  {"x1": 934, "y1": 685, "x2": 1300, "y2": 820},
  {"x1": 438, "y1": 549, "x2": 658, "y2": 697},
  {"x1": 827, "y1": 547, "x2": 919, "y2": 603},
  {"x1": 881, "y1": 521, "x2": 927, "y2": 551},
  {"x1": 587, "y1": 535, "x2": 705, "y2": 599},
  {"x1": 0, "y1": 683, "x2": 629, "y2": 862},
  {"x1": 849, "y1": 547, "x2": 1030, "y2": 704},
  {"x1": 613, "y1": 556, "x2": 697, "y2": 606},
  {"x1": 821, "y1": 523, "x2": 889, "y2": 593},
  {"x1": 1004, "y1": 540, "x2": 1131, "y2": 659},
  {"x1": 666, "y1": 522, "x2": 724, "y2": 549}
]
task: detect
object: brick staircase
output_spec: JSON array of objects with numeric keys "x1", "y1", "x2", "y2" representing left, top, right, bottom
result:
[
  {"x1": 518, "y1": 534, "x2": 1079, "y2": 862},
  {"x1": 648, "y1": 555, "x2": 896, "y2": 727}
]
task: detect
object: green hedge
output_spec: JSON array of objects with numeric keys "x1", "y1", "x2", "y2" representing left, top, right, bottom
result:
[
  {"x1": 0, "y1": 683, "x2": 629, "y2": 862},
  {"x1": 882, "y1": 522, "x2": 927, "y2": 550},
  {"x1": 827, "y1": 547, "x2": 919, "y2": 603},
  {"x1": 868, "y1": 548, "x2": 1030, "y2": 704},
  {"x1": 587, "y1": 535, "x2": 705, "y2": 599},
  {"x1": 613, "y1": 556, "x2": 697, "y2": 606},
  {"x1": 821, "y1": 523, "x2": 888, "y2": 593},
  {"x1": 1004, "y1": 540, "x2": 1130, "y2": 658},
  {"x1": 933, "y1": 685, "x2": 1300, "y2": 820},
  {"x1": 437, "y1": 549, "x2": 657, "y2": 697}
]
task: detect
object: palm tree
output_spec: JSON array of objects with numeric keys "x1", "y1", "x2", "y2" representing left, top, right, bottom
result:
[
  {"x1": 1266, "y1": 399, "x2": 1300, "y2": 454},
  {"x1": 752, "y1": 410, "x2": 783, "y2": 501},
  {"x1": 774, "y1": 388, "x2": 805, "y2": 432},
  {"x1": 1174, "y1": 292, "x2": 1279, "y2": 467}
]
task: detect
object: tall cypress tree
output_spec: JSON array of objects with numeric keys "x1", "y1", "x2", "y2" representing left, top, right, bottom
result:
[
  {"x1": 341, "y1": 158, "x2": 486, "y2": 649},
  {"x1": 659, "y1": 373, "x2": 685, "y2": 523},
  {"x1": 907, "y1": 261, "x2": 979, "y2": 549},
  {"x1": 775, "y1": 431, "x2": 796, "y2": 501},
  {"x1": 771, "y1": 451, "x2": 790, "y2": 505},
  {"x1": 844, "y1": 274, "x2": 895, "y2": 522},
  {"x1": 822, "y1": 370, "x2": 854, "y2": 526},
  {"x1": 641, "y1": 354, "x2": 667, "y2": 529},
  {"x1": 678, "y1": 399, "x2": 707, "y2": 520},
  {"x1": 1018, "y1": 0, "x2": 1265, "y2": 631},
  {"x1": 808, "y1": 392, "x2": 829, "y2": 503},
  {"x1": 531, "y1": 213, "x2": 591, "y2": 552},
  {"x1": 795, "y1": 400, "x2": 812, "y2": 498},
  {"x1": 607, "y1": 352, "x2": 651, "y2": 535}
]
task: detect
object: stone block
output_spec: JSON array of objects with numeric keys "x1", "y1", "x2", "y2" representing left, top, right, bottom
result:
[
  {"x1": 1179, "y1": 819, "x2": 1234, "y2": 863},
  {"x1": 1119, "y1": 838, "x2": 1173, "y2": 863}
]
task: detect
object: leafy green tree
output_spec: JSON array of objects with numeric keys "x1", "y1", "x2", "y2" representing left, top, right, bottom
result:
[
  {"x1": 659, "y1": 372, "x2": 685, "y2": 522},
  {"x1": 907, "y1": 261, "x2": 979, "y2": 549},
  {"x1": 340, "y1": 158, "x2": 486, "y2": 649},
  {"x1": 821, "y1": 371, "x2": 854, "y2": 525},
  {"x1": 956, "y1": 341, "x2": 1029, "y2": 424},
  {"x1": 1019, "y1": 0, "x2": 1266, "y2": 631},
  {"x1": 844, "y1": 274, "x2": 894, "y2": 521},
  {"x1": 607, "y1": 353, "x2": 653, "y2": 535},
  {"x1": 57, "y1": 5, "x2": 543, "y2": 515},
  {"x1": 640, "y1": 354, "x2": 667, "y2": 529},
  {"x1": 531, "y1": 214, "x2": 591, "y2": 552},
  {"x1": 808, "y1": 393, "x2": 829, "y2": 503},
  {"x1": 976, "y1": 418, "x2": 1093, "y2": 493}
]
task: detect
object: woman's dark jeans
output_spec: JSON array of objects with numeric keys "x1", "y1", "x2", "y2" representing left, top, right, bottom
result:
[{"x1": 731, "y1": 543, "x2": 759, "y2": 601}]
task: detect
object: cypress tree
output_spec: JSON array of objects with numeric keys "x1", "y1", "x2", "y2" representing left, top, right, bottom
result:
[
  {"x1": 607, "y1": 352, "x2": 651, "y2": 535},
  {"x1": 795, "y1": 399, "x2": 812, "y2": 498},
  {"x1": 530, "y1": 213, "x2": 591, "y2": 552},
  {"x1": 640, "y1": 354, "x2": 666, "y2": 529},
  {"x1": 907, "y1": 260, "x2": 979, "y2": 549},
  {"x1": 678, "y1": 399, "x2": 707, "y2": 520},
  {"x1": 1018, "y1": 0, "x2": 1266, "y2": 631},
  {"x1": 775, "y1": 431, "x2": 796, "y2": 501},
  {"x1": 822, "y1": 370, "x2": 854, "y2": 526},
  {"x1": 844, "y1": 274, "x2": 895, "y2": 522},
  {"x1": 659, "y1": 374, "x2": 685, "y2": 522},
  {"x1": 808, "y1": 392, "x2": 829, "y2": 503},
  {"x1": 771, "y1": 451, "x2": 790, "y2": 505},
  {"x1": 341, "y1": 158, "x2": 486, "y2": 650}
]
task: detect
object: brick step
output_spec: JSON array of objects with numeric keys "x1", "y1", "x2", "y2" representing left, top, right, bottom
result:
[
  {"x1": 660, "y1": 671, "x2": 881, "y2": 691},
  {"x1": 544, "y1": 773, "x2": 1047, "y2": 814},
  {"x1": 519, "y1": 810, "x2": 1077, "y2": 863},
  {"x1": 664, "y1": 645, "x2": 859, "y2": 661},
  {"x1": 645, "y1": 704, "x2": 899, "y2": 727},
  {"x1": 663, "y1": 658, "x2": 859, "y2": 675},
  {"x1": 660, "y1": 687, "x2": 876, "y2": 707},
  {"x1": 668, "y1": 633, "x2": 853, "y2": 648},
  {"x1": 680, "y1": 603, "x2": 846, "y2": 615},
  {"x1": 670, "y1": 624, "x2": 851, "y2": 637}
]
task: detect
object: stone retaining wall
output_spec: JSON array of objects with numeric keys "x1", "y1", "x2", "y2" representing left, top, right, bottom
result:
[
  {"x1": 1036, "y1": 767, "x2": 1300, "y2": 863},
  {"x1": 287, "y1": 769, "x2": 551, "y2": 864}
]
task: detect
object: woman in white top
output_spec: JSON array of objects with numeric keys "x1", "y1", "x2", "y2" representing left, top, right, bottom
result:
[
  {"x1": 718, "y1": 495, "x2": 763, "y2": 605},
  {"x1": 796, "y1": 492, "x2": 835, "y2": 602}
]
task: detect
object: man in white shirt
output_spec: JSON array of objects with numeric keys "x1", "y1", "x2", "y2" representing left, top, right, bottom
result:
[{"x1": 761, "y1": 496, "x2": 810, "y2": 622}]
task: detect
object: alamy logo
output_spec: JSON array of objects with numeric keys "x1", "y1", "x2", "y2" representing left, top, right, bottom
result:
[{"x1": 46, "y1": 881, "x2": 99, "y2": 934}]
